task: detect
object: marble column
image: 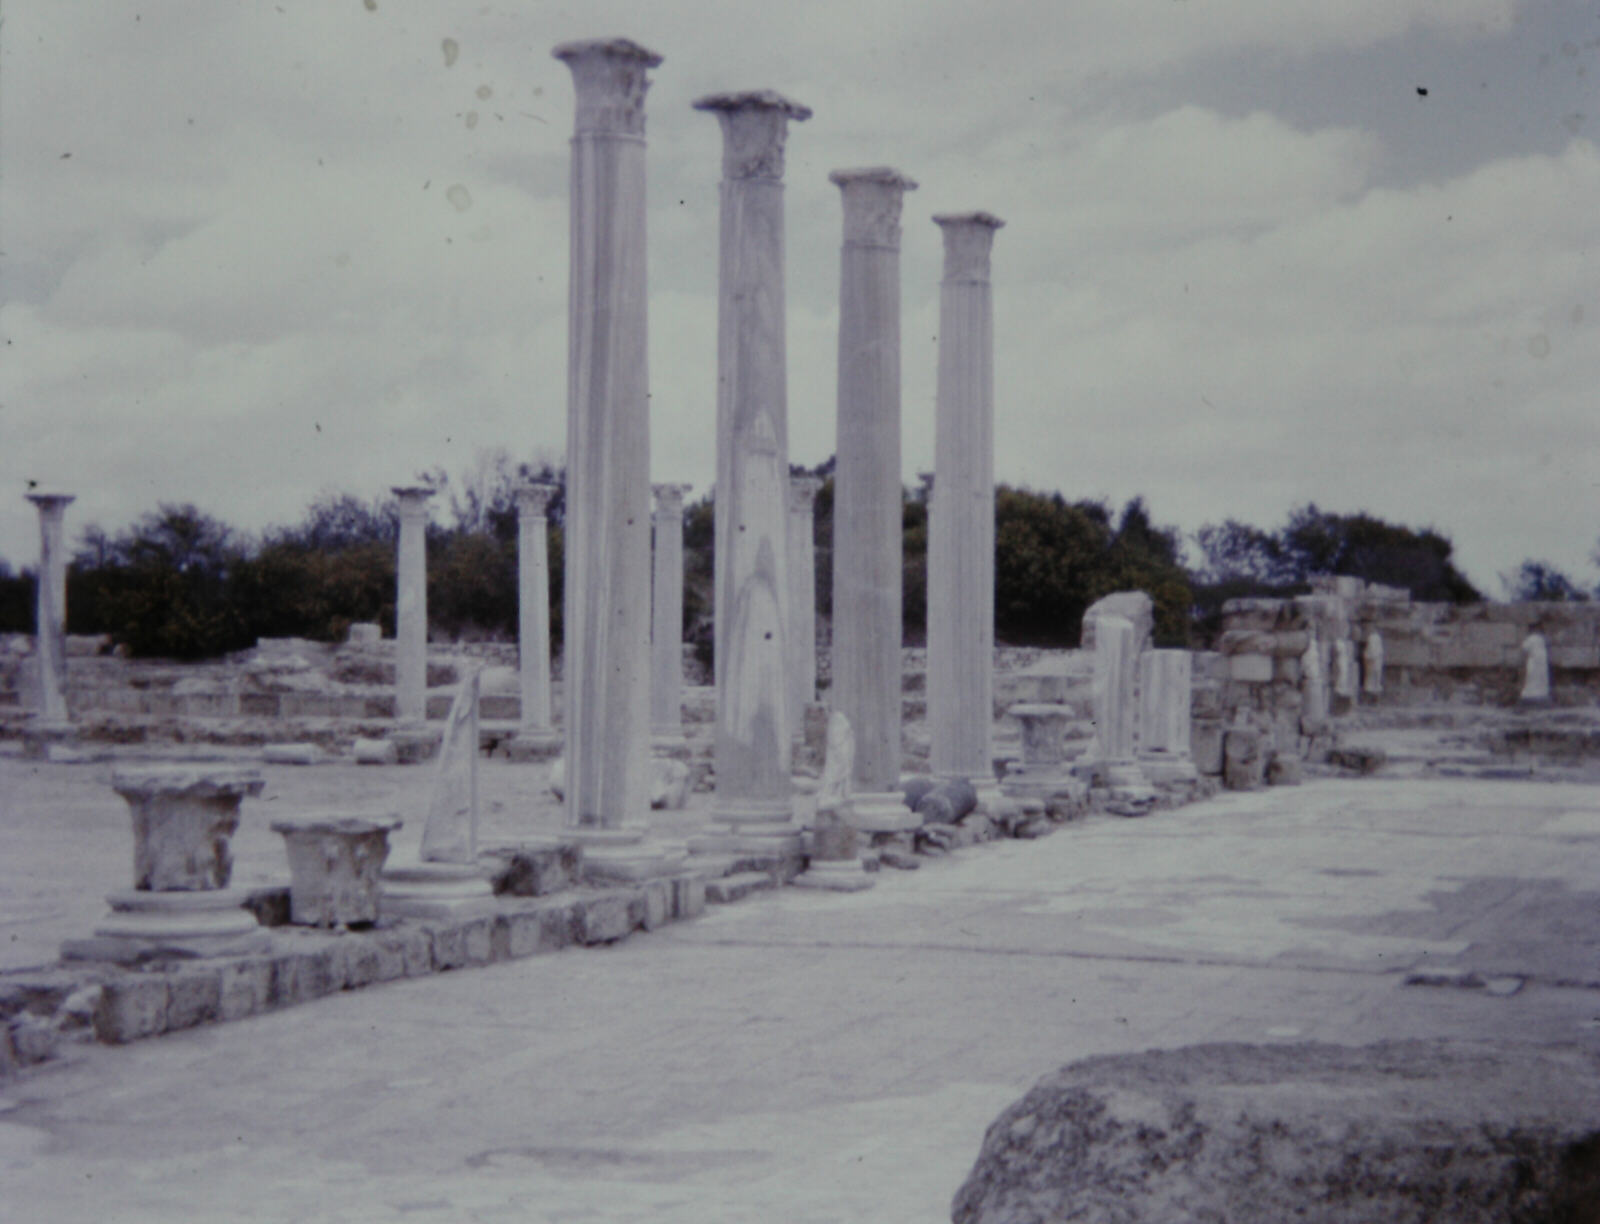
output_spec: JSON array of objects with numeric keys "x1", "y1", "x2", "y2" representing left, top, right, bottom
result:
[
  {"x1": 25, "y1": 493, "x2": 74, "y2": 732},
  {"x1": 1093, "y1": 615, "x2": 1137, "y2": 761},
  {"x1": 651, "y1": 482, "x2": 692, "y2": 753},
  {"x1": 1138, "y1": 649, "x2": 1197, "y2": 785},
  {"x1": 786, "y1": 475, "x2": 822, "y2": 734},
  {"x1": 830, "y1": 166, "x2": 918, "y2": 833},
  {"x1": 691, "y1": 90, "x2": 810, "y2": 855},
  {"x1": 513, "y1": 482, "x2": 560, "y2": 755},
  {"x1": 927, "y1": 212, "x2": 1004, "y2": 814},
  {"x1": 391, "y1": 486, "x2": 433, "y2": 725},
  {"x1": 553, "y1": 38, "x2": 678, "y2": 877}
]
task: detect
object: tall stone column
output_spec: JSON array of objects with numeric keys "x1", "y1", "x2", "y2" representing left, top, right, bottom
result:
[
  {"x1": 391, "y1": 486, "x2": 433, "y2": 726},
  {"x1": 1092, "y1": 615, "x2": 1137, "y2": 761},
  {"x1": 651, "y1": 482, "x2": 692, "y2": 754},
  {"x1": 553, "y1": 38, "x2": 678, "y2": 877},
  {"x1": 830, "y1": 166, "x2": 918, "y2": 832},
  {"x1": 25, "y1": 493, "x2": 74, "y2": 750},
  {"x1": 786, "y1": 475, "x2": 821, "y2": 733},
  {"x1": 927, "y1": 212, "x2": 1004, "y2": 813},
  {"x1": 512, "y1": 482, "x2": 561, "y2": 756},
  {"x1": 1138, "y1": 649, "x2": 1198, "y2": 785},
  {"x1": 690, "y1": 90, "x2": 810, "y2": 856}
]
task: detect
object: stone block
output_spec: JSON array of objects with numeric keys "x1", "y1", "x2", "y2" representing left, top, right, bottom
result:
[
  {"x1": 352, "y1": 737, "x2": 399, "y2": 765},
  {"x1": 487, "y1": 840, "x2": 582, "y2": 897},
  {"x1": 9, "y1": 1014, "x2": 60, "y2": 1066},
  {"x1": 1269, "y1": 630, "x2": 1309, "y2": 657},
  {"x1": 577, "y1": 892, "x2": 638, "y2": 944},
  {"x1": 670, "y1": 873, "x2": 707, "y2": 920},
  {"x1": 1222, "y1": 728, "x2": 1266, "y2": 791},
  {"x1": 1550, "y1": 645, "x2": 1600, "y2": 670},
  {"x1": 269, "y1": 948, "x2": 337, "y2": 1007},
  {"x1": 347, "y1": 622, "x2": 382, "y2": 646},
  {"x1": 164, "y1": 968, "x2": 222, "y2": 1032},
  {"x1": 95, "y1": 974, "x2": 170, "y2": 1044},
  {"x1": 1266, "y1": 751, "x2": 1303, "y2": 786},
  {"x1": 1216, "y1": 630, "x2": 1272, "y2": 657},
  {"x1": 706, "y1": 871, "x2": 779, "y2": 903},
  {"x1": 640, "y1": 880, "x2": 671, "y2": 930},
  {"x1": 374, "y1": 927, "x2": 434, "y2": 977},
  {"x1": 217, "y1": 958, "x2": 273, "y2": 1022},
  {"x1": 504, "y1": 901, "x2": 577, "y2": 958},
  {"x1": 1227, "y1": 654, "x2": 1273, "y2": 683},
  {"x1": 1383, "y1": 637, "x2": 1433, "y2": 667},
  {"x1": 952, "y1": 1041, "x2": 1600, "y2": 1224}
]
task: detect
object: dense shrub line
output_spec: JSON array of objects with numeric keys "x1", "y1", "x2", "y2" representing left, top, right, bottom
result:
[{"x1": 0, "y1": 452, "x2": 1515, "y2": 660}]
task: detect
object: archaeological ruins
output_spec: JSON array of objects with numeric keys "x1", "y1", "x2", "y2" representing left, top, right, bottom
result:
[{"x1": 4, "y1": 32, "x2": 1599, "y2": 1222}]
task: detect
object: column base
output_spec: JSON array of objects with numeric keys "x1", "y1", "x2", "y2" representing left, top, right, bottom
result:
[
  {"x1": 22, "y1": 719, "x2": 77, "y2": 761},
  {"x1": 650, "y1": 731, "x2": 691, "y2": 760},
  {"x1": 380, "y1": 856, "x2": 496, "y2": 918},
  {"x1": 1139, "y1": 753, "x2": 1199, "y2": 785},
  {"x1": 843, "y1": 790, "x2": 920, "y2": 834},
  {"x1": 568, "y1": 824, "x2": 688, "y2": 882},
  {"x1": 793, "y1": 857, "x2": 876, "y2": 891},
  {"x1": 690, "y1": 794, "x2": 803, "y2": 855},
  {"x1": 63, "y1": 887, "x2": 270, "y2": 963},
  {"x1": 390, "y1": 725, "x2": 443, "y2": 765},
  {"x1": 501, "y1": 729, "x2": 564, "y2": 763}
]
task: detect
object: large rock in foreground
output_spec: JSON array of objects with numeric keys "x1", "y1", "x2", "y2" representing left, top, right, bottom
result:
[{"x1": 953, "y1": 1041, "x2": 1600, "y2": 1223}]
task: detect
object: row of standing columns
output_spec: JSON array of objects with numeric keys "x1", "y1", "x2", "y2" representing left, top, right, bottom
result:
[{"x1": 20, "y1": 40, "x2": 1008, "y2": 873}]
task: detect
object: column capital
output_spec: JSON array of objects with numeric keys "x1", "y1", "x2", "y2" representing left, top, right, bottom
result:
[
  {"x1": 392, "y1": 486, "x2": 434, "y2": 518},
  {"x1": 693, "y1": 91, "x2": 811, "y2": 182},
  {"x1": 830, "y1": 167, "x2": 917, "y2": 249},
  {"x1": 788, "y1": 474, "x2": 822, "y2": 513},
  {"x1": 651, "y1": 482, "x2": 693, "y2": 515},
  {"x1": 514, "y1": 482, "x2": 558, "y2": 519},
  {"x1": 25, "y1": 492, "x2": 75, "y2": 515},
  {"x1": 553, "y1": 38, "x2": 662, "y2": 138},
  {"x1": 934, "y1": 211, "x2": 1005, "y2": 283}
]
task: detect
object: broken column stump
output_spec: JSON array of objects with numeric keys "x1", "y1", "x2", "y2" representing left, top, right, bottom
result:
[{"x1": 271, "y1": 813, "x2": 402, "y2": 927}]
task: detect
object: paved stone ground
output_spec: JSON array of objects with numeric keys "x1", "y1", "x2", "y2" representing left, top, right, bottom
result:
[{"x1": 2, "y1": 752, "x2": 1599, "y2": 1222}]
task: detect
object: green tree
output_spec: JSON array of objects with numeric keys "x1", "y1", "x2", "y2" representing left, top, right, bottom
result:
[{"x1": 1504, "y1": 559, "x2": 1590, "y2": 603}]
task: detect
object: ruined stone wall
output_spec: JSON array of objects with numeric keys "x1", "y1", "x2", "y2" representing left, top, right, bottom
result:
[{"x1": 1217, "y1": 579, "x2": 1600, "y2": 758}]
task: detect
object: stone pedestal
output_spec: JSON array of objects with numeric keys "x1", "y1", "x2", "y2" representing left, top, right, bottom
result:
[
  {"x1": 379, "y1": 856, "x2": 495, "y2": 919},
  {"x1": 786, "y1": 475, "x2": 822, "y2": 734},
  {"x1": 392, "y1": 486, "x2": 434, "y2": 726},
  {"x1": 830, "y1": 166, "x2": 917, "y2": 832},
  {"x1": 272, "y1": 813, "x2": 402, "y2": 927},
  {"x1": 693, "y1": 90, "x2": 810, "y2": 857},
  {"x1": 24, "y1": 492, "x2": 75, "y2": 755},
  {"x1": 1003, "y1": 704, "x2": 1088, "y2": 814},
  {"x1": 555, "y1": 38, "x2": 680, "y2": 881},
  {"x1": 64, "y1": 766, "x2": 270, "y2": 961},
  {"x1": 651, "y1": 482, "x2": 692, "y2": 754},
  {"x1": 512, "y1": 482, "x2": 562, "y2": 759},
  {"x1": 927, "y1": 213, "x2": 1004, "y2": 817}
]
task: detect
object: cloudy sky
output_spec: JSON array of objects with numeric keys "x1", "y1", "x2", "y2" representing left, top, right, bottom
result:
[{"x1": 2, "y1": 1, "x2": 1596, "y2": 595}]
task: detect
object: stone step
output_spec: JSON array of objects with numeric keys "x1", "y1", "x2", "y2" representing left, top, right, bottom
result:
[{"x1": 704, "y1": 871, "x2": 777, "y2": 905}]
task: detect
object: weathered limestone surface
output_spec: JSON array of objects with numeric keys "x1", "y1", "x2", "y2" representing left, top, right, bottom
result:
[
  {"x1": 830, "y1": 166, "x2": 917, "y2": 831},
  {"x1": 554, "y1": 38, "x2": 660, "y2": 856},
  {"x1": 1138, "y1": 649, "x2": 1192, "y2": 756},
  {"x1": 1002, "y1": 703, "x2": 1087, "y2": 816},
  {"x1": 650, "y1": 482, "x2": 692, "y2": 746},
  {"x1": 392, "y1": 486, "x2": 434, "y2": 724},
  {"x1": 786, "y1": 475, "x2": 822, "y2": 732},
  {"x1": 794, "y1": 710, "x2": 874, "y2": 891},
  {"x1": 271, "y1": 814, "x2": 401, "y2": 927},
  {"x1": 1363, "y1": 629, "x2": 1384, "y2": 694},
  {"x1": 514, "y1": 483, "x2": 558, "y2": 737},
  {"x1": 927, "y1": 213, "x2": 1004, "y2": 809},
  {"x1": 953, "y1": 1041, "x2": 1600, "y2": 1224},
  {"x1": 697, "y1": 90, "x2": 810, "y2": 851},
  {"x1": 1090, "y1": 616, "x2": 1137, "y2": 760},
  {"x1": 111, "y1": 765, "x2": 266, "y2": 891},
  {"x1": 25, "y1": 493, "x2": 73, "y2": 729}
]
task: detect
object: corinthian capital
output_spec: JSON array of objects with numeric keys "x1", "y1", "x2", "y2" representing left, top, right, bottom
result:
[
  {"x1": 934, "y1": 211, "x2": 1005, "y2": 283},
  {"x1": 693, "y1": 91, "x2": 812, "y2": 182},
  {"x1": 829, "y1": 167, "x2": 918, "y2": 250},
  {"x1": 553, "y1": 38, "x2": 663, "y2": 138}
]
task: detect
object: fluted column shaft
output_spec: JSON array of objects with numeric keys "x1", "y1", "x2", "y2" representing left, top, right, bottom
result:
[
  {"x1": 697, "y1": 91, "x2": 809, "y2": 838},
  {"x1": 1138, "y1": 649, "x2": 1192, "y2": 756},
  {"x1": 786, "y1": 476, "x2": 821, "y2": 731},
  {"x1": 830, "y1": 167, "x2": 916, "y2": 805},
  {"x1": 555, "y1": 39, "x2": 660, "y2": 834},
  {"x1": 515, "y1": 483, "x2": 557, "y2": 733},
  {"x1": 928, "y1": 213, "x2": 1003, "y2": 793},
  {"x1": 1094, "y1": 615, "x2": 1137, "y2": 760},
  {"x1": 27, "y1": 493, "x2": 74, "y2": 724},
  {"x1": 651, "y1": 482, "x2": 692, "y2": 742},
  {"x1": 392, "y1": 487, "x2": 433, "y2": 724}
]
